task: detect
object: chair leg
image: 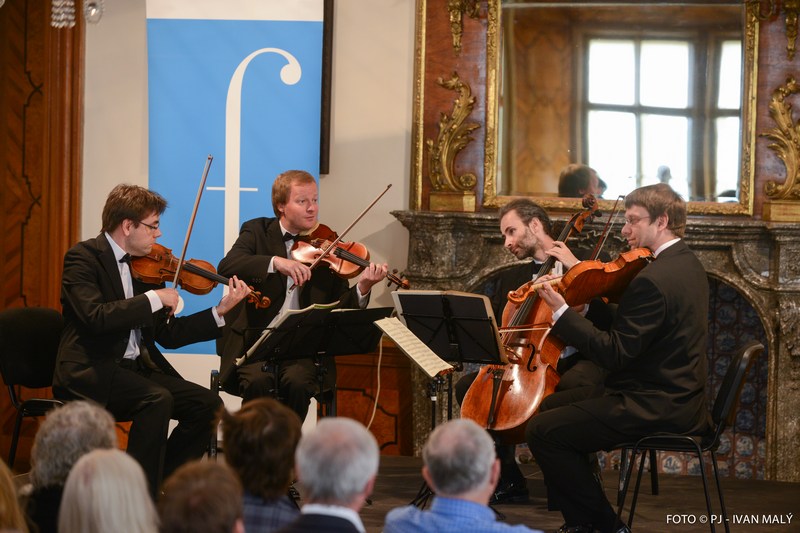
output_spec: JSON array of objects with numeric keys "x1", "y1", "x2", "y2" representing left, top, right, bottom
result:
[
  {"x1": 649, "y1": 449, "x2": 659, "y2": 495},
  {"x1": 617, "y1": 448, "x2": 630, "y2": 507},
  {"x1": 208, "y1": 370, "x2": 220, "y2": 460},
  {"x1": 710, "y1": 452, "x2": 730, "y2": 533},
  {"x1": 627, "y1": 448, "x2": 648, "y2": 528},
  {"x1": 8, "y1": 411, "x2": 23, "y2": 469},
  {"x1": 695, "y1": 450, "x2": 716, "y2": 533}
]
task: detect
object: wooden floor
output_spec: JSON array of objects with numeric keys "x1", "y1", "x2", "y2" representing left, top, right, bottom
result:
[{"x1": 351, "y1": 455, "x2": 799, "y2": 533}]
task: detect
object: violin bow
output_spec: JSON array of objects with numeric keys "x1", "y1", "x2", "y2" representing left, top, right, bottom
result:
[
  {"x1": 168, "y1": 155, "x2": 214, "y2": 315},
  {"x1": 288, "y1": 183, "x2": 393, "y2": 291},
  {"x1": 590, "y1": 194, "x2": 625, "y2": 260}
]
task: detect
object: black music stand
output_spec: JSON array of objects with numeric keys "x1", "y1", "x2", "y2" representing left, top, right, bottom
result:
[
  {"x1": 392, "y1": 290, "x2": 504, "y2": 508},
  {"x1": 236, "y1": 306, "x2": 394, "y2": 403}
]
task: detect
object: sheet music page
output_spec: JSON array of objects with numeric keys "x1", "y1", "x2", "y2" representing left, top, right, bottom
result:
[{"x1": 375, "y1": 317, "x2": 453, "y2": 378}]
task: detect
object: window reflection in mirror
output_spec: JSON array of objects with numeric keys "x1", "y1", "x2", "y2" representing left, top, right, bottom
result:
[{"x1": 497, "y1": 2, "x2": 743, "y2": 203}]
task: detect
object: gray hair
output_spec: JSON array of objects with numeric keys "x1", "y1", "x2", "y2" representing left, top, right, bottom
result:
[
  {"x1": 58, "y1": 448, "x2": 158, "y2": 533},
  {"x1": 30, "y1": 401, "x2": 117, "y2": 488},
  {"x1": 423, "y1": 419, "x2": 496, "y2": 496},
  {"x1": 295, "y1": 417, "x2": 379, "y2": 505}
]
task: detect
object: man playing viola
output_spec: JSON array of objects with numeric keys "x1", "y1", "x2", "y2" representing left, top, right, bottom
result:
[
  {"x1": 532, "y1": 183, "x2": 710, "y2": 533},
  {"x1": 54, "y1": 184, "x2": 250, "y2": 496},
  {"x1": 455, "y1": 198, "x2": 607, "y2": 505},
  {"x1": 217, "y1": 169, "x2": 388, "y2": 421}
]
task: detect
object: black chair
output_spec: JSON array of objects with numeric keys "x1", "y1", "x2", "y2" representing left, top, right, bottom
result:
[
  {"x1": 615, "y1": 340, "x2": 764, "y2": 533},
  {"x1": 0, "y1": 307, "x2": 65, "y2": 468},
  {"x1": 208, "y1": 369, "x2": 336, "y2": 459}
]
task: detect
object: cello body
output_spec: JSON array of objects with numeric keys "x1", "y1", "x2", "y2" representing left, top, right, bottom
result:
[{"x1": 461, "y1": 288, "x2": 563, "y2": 445}]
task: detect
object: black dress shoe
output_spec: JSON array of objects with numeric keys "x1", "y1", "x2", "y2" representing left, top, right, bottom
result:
[
  {"x1": 555, "y1": 524, "x2": 594, "y2": 533},
  {"x1": 490, "y1": 480, "x2": 529, "y2": 505}
]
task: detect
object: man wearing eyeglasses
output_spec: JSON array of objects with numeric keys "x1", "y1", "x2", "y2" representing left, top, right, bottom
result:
[
  {"x1": 531, "y1": 183, "x2": 710, "y2": 533},
  {"x1": 54, "y1": 183, "x2": 250, "y2": 496}
]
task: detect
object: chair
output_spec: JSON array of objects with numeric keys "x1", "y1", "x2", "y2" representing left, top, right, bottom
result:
[
  {"x1": 207, "y1": 369, "x2": 336, "y2": 459},
  {"x1": 0, "y1": 307, "x2": 65, "y2": 468},
  {"x1": 615, "y1": 340, "x2": 763, "y2": 533}
]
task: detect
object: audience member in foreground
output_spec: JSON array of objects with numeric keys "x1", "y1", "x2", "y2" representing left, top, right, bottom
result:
[
  {"x1": 58, "y1": 448, "x2": 157, "y2": 533},
  {"x1": 275, "y1": 417, "x2": 379, "y2": 533},
  {"x1": 159, "y1": 460, "x2": 244, "y2": 533},
  {"x1": 221, "y1": 397, "x2": 302, "y2": 531},
  {"x1": 0, "y1": 458, "x2": 28, "y2": 533},
  {"x1": 23, "y1": 401, "x2": 117, "y2": 533},
  {"x1": 384, "y1": 418, "x2": 544, "y2": 533}
]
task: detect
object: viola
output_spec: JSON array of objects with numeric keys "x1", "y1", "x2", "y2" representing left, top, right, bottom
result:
[
  {"x1": 130, "y1": 243, "x2": 271, "y2": 308},
  {"x1": 558, "y1": 248, "x2": 654, "y2": 306},
  {"x1": 460, "y1": 196, "x2": 601, "y2": 444},
  {"x1": 291, "y1": 223, "x2": 410, "y2": 290}
]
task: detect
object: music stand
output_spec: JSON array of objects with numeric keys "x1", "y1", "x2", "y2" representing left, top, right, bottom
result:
[
  {"x1": 237, "y1": 306, "x2": 394, "y2": 403},
  {"x1": 392, "y1": 290, "x2": 504, "y2": 508}
]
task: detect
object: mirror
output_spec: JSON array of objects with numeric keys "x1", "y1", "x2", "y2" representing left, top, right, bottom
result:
[{"x1": 483, "y1": 0, "x2": 758, "y2": 215}]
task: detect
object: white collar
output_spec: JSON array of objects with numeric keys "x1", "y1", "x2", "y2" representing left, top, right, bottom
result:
[
  {"x1": 300, "y1": 503, "x2": 365, "y2": 533},
  {"x1": 104, "y1": 233, "x2": 128, "y2": 263},
  {"x1": 653, "y1": 238, "x2": 680, "y2": 258}
]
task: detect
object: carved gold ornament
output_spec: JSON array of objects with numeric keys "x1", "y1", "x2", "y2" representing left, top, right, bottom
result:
[
  {"x1": 761, "y1": 77, "x2": 800, "y2": 200},
  {"x1": 427, "y1": 73, "x2": 480, "y2": 199},
  {"x1": 447, "y1": 0, "x2": 479, "y2": 55},
  {"x1": 753, "y1": 0, "x2": 799, "y2": 60}
]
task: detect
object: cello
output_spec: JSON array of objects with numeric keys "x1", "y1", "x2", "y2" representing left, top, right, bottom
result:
[{"x1": 460, "y1": 197, "x2": 601, "y2": 444}]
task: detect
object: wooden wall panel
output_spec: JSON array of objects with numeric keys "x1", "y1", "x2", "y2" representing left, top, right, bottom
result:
[{"x1": 0, "y1": 0, "x2": 83, "y2": 470}]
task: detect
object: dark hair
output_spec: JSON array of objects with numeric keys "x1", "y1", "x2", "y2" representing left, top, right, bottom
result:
[
  {"x1": 159, "y1": 461, "x2": 242, "y2": 533},
  {"x1": 625, "y1": 183, "x2": 687, "y2": 238},
  {"x1": 498, "y1": 198, "x2": 552, "y2": 236},
  {"x1": 271, "y1": 170, "x2": 316, "y2": 217},
  {"x1": 220, "y1": 398, "x2": 302, "y2": 499},
  {"x1": 101, "y1": 184, "x2": 167, "y2": 233},
  {"x1": 558, "y1": 164, "x2": 597, "y2": 197}
]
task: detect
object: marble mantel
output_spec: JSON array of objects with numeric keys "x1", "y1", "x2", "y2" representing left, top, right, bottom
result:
[{"x1": 392, "y1": 209, "x2": 800, "y2": 482}]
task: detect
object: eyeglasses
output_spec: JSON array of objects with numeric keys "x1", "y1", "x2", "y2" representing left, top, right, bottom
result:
[
  {"x1": 623, "y1": 215, "x2": 650, "y2": 226},
  {"x1": 138, "y1": 221, "x2": 160, "y2": 232}
]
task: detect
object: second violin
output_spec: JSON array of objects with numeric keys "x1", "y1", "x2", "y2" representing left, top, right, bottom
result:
[{"x1": 291, "y1": 223, "x2": 410, "y2": 289}]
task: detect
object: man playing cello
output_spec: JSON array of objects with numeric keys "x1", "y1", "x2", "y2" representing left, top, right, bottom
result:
[{"x1": 456, "y1": 198, "x2": 607, "y2": 504}]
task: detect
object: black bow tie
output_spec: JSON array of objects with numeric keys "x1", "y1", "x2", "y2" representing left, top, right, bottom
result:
[
  {"x1": 283, "y1": 233, "x2": 298, "y2": 242},
  {"x1": 119, "y1": 253, "x2": 132, "y2": 264}
]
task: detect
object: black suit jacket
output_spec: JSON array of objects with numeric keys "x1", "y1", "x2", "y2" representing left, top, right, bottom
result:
[
  {"x1": 553, "y1": 240, "x2": 711, "y2": 436},
  {"x1": 274, "y1": 513, "x2": 361, "y2": 533},
  {"x1": 216, "y1": 217, "x2": 363, "y2": 391},
  {"x1": 54, "y1": 234, "x2": 221, "y2": 404}
]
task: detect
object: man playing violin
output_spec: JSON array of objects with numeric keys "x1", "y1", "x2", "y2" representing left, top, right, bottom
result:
[
  {"x1": 455, "y1": 198, "x2": 607, "y2": 505},
  {"x1": 54, "y1": 184, "x2": 250, "y2": 496},
  {"x1": 531, "y1": 183, "x2": 710, "y2": 533},
  {"x1": 217, "y1": 169, "x2": 388, "y2": 421}
]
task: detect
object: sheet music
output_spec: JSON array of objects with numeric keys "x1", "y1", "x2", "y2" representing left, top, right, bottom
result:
[{"x1": 375, "y1": 317, "x2": 453, "y2": 378}]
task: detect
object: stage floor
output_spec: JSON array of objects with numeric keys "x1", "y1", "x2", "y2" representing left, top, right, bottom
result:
[{"x1": 355, "y1": 455, "x2": 799, "y2": 533}]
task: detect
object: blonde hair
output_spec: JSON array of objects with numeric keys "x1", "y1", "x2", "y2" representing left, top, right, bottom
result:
[
  {"x1": 0, "y1": 459, "x2": 28, "y2": 533},
  {"x1": 58, "y1": 449, "x2": 158, "y2": 533}
]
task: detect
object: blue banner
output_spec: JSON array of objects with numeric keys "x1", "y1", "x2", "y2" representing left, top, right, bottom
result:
[{"x1": 147, "y1": 5, "x2": 323, "y2": 353}]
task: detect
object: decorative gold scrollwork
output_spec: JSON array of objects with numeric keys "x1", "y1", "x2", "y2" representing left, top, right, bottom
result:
[
  {"x1": 447, "y1": 0, "x2": 479, "y2": 55},
  {"x1": 760, "y1": 77, "x2": 800, "y2": 200},
  {"x1": 427, "y1": 72, "x2": 479, "y2": 193},
  {"x1": 752, "y1": 0, "x2": 799, "y2": 60}
]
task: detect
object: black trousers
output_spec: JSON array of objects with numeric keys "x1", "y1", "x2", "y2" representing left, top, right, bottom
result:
[
  {"x1": 105, "y1": 358, "x2": 222, "y2": 496},
  {"x1": 526, "y1": 395, "x2": 629, "y2": 533},
  {"x1": 236, "y1": 357, "x2": 329, "y2": 421}
]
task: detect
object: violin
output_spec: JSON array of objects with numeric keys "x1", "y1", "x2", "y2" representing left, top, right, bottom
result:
[
  {"x1": 558, "y1": 248, "x2": 654, "y2": 306},
  {"x1": 130, "y1": 243, "x2": 271, "y2": 308},
  {"x1": 291, "y1": 223, "x2": 410, "y2": 290}
]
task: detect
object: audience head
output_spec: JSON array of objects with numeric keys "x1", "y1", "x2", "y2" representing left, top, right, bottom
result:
[
  {"x1": 421, "y1": 419, "x2": 499, "y2": 502},
  {"x1": 0, "y1": 459, "x2": 28, "y2": 533},
  {"x1": 220, "y1": 398, "x2": 302, "y2": 499},
  {"x1": 159, "y1": 461, "x2": 243, "y2": 533},
  {"x1": 58, "y1": 449, "x2": 157, "y2": 533},
  {"x1": 101, "y1": 183, "x2": 167, "y2": 234},
  {"x1": 30, "y1": 400, "x2": 117, "y2": 490},
  {"x1": 271, "y1": 169, "x2": 316, "y2": 217},
  {"x1": 624, "y1": 183, "x2": 686, "y2": 238},
  {"x1": 558, "y1": 164, "x2": 602, "y2": 198},
  {"x1": 295, "y1": 417, "x2": 379, "y2": 509}
]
